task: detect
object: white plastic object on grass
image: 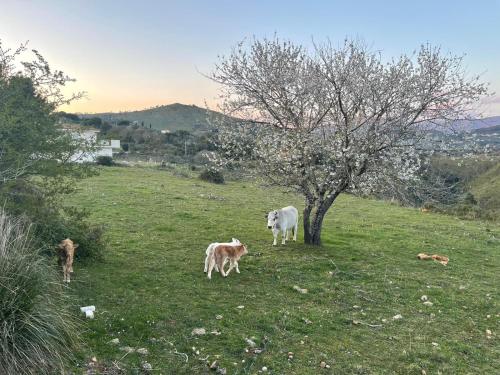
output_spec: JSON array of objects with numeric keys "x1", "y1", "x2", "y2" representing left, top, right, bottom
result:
[{"x1": 80, "y1": 305, "x2": 96, "y2": 319}]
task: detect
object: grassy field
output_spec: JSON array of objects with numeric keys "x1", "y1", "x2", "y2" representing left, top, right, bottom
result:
[
  {"x1": 68, "y1": 167, "x2": 498, "y2": 374},
  {"x1": 471, "y1": 162, "x2": 500, "y2": 219}
]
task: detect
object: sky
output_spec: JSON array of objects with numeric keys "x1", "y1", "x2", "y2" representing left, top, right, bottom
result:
[{"x1": 1, "y1": 0, "x2": 499, "y2": 115}]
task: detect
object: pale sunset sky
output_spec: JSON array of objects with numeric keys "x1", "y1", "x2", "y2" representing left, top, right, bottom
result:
[{"x1": 1, "y1": 0, "x2": 499, "y2": 115}]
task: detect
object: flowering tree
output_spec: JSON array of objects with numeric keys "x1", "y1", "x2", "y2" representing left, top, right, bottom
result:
[{"x1": 210, "y1": 38, "x2": 488, "y2": 245}]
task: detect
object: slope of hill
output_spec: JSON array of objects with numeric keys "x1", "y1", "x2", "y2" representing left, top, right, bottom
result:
[
  {"x1": 85, "y1": 103, "x2": 224, "y2": 132},
  {"x1": 454, "y1": 115, "x2": 500, "y2": 131},
  {"x1": 471, "y1": 162, "x2": 500, "y2": 219},
  {"x1": 473, "y1": 124, "x2": 500, "y2": 135}
]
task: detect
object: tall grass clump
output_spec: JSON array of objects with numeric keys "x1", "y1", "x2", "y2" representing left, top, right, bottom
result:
[{"x1": 0, "y1": 210, "x2": 78, "y2": 374}]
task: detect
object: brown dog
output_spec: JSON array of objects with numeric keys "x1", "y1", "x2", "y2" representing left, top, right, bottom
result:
[
  {"x1": 57, "y1": 238, "x2": 79, "y2": 283},
  {"x1": 207, "y1": 243, "x2": 248, "y2": 279}
]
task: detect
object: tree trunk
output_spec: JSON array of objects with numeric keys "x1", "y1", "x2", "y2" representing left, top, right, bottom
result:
[
  {"x1": 303, "y1": 196, "x2": 337, "y2": 246},
  {"x1": 303, "y1": 203, "x2": 313, "y2": 244}
]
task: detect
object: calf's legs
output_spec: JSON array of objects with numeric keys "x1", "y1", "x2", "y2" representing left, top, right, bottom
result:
[{"x1": 207, "y1": 254, "x2": 217, "y2": 279}]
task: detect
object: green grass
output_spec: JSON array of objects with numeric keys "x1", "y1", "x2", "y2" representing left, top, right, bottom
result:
[
  {"x1": 68, "y1": 167, "x2": 499, "y2": 374},
  {"x1": 471, "y1": 162, "x2": 500, "y2": 219}
]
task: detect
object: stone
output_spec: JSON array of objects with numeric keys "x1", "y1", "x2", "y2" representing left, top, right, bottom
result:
[
  {"x1": 136, "y1": 348, "x2": 149, "y2": 355},
  {"x1": 293, "y1": 285, "x2": 308, "y2": 294},
  {"x1": 245, "y1": 338, "x2": 256, "y2": 347},
  {"x1": 320, "y1": 361, "x2": 327, "y2": 368},
  {"x1": 142, "y1": 362, "x2": 152, "y2": 372},
  {"x1": 393, "y1": 314, "x2": 403, "y2": 320},
  {"x1": 108, "y1": 338, "x2": 120, "y2": 345},
  {"x1": 191, "y1": 328, "x2": 206, "y2": 335}
]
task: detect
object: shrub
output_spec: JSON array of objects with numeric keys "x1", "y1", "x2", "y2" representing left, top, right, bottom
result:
[
  {"x1": 0, "y1": 210, "x2": 78, "y2": 374},
  {"x1": 0, "y1": 180, "x2": 107, "y2": 260},
  {"x1": 199, "y1": 168, "x2": 225, "y2": 184},
  {"x1": 34, "y1": 206, "x2": 107, "y2": 260},
  {"x1": 96, "y1": 155, "x2": 114, "y2": 166}
]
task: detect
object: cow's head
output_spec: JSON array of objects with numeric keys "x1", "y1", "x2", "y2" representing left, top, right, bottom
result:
[{"x1": 266, "y1": 210, "x2": 279, "y2": 229}]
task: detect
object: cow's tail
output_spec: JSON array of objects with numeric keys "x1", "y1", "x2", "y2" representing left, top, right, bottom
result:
[{"x1": 206, "y1": 243, "x2": 216, "y2": 256}]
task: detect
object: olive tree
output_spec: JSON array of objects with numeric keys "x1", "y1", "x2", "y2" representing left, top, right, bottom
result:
[
  {"x1": 210, "y1": 37, "x2": 488, "y2": 245},
  {"x1": 0, "y1": 40, "x2": 87, "y2": 185}
]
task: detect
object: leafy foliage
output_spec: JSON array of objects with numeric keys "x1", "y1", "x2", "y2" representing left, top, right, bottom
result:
[
  {"x1": 96, "y1": 155, "x2": 114, "y2": 166},
  {"x1": 0, "y1": 39, "x2": 105, "y2": 259},
  {"x1": 199, "y1": 167, "x2": 224, "y2": 184},
  {"x1": 1, "y1": 179, "x2": 106, "y2": 259}
]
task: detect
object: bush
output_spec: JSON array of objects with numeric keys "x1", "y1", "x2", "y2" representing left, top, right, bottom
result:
[
  {"x1": 199, "y1": 168, "x2": 225, "y2": 184},
  {"x1": 96, "y1": 155, "x2": 114, "y2": 166},
  {"x1": 34, "y1": 206, "x2": 107, "y2": 260},
  {"x1": 0, "y1": 180, "x2": 107, "y2": 260},
  {"x1": 0, "y1": 210, "x2": 78, "y2": 374}
]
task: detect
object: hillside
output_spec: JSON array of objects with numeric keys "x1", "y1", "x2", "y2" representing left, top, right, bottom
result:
[
  {"x1": 68, "y1": 166, "x2": 498, "y2": 374},
  {"x1": 85, "y1": 103, "x2": 224, "y2": 132},
  {"x1": 454, "y1": 115, "x2": 500, "y2": 131},
  {"x1": 473, "y1": 124, "x2": 500, "y2": 135},
  {"x1": 471, "y1": 162, "x2": 500, "y2": 218}
]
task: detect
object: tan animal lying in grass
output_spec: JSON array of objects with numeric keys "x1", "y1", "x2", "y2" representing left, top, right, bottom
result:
[
  {"x1": 57, "y1": 238, "x2": 78, "y2": 283},
  {"x1": 417, "y1": 253, "x2": 449, "y2": 266},
  {"x1": 207, "y1": 243, "x2": 248, "y2": 279}
]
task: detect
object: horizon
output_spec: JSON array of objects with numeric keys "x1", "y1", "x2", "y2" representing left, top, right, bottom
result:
[{"x1": 1, "y1": 0, "x2": 499, "y2": 116}]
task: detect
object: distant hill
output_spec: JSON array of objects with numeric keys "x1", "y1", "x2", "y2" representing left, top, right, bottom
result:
[
  {"x1": 454, "y1": 116, "x2": 500, "y2": 131},
  {"x1": 84, "y1": 104, "x2": 500, "y2": 136},
  {"x1": 83, "y1": 103, "x2": 224, "y2": 132},
  {"x1": 472, "y1": 124, "x2": 500, "y2": 135}
]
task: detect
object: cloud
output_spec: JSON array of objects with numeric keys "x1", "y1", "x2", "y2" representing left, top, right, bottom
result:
[{"x1": 480, "y1": 95, "x2": 500, "y2": 105}]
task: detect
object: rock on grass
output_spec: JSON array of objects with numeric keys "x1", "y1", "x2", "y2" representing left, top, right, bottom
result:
[{"x1": 191, "y1": 328, "x2": 206, "y2": 335}]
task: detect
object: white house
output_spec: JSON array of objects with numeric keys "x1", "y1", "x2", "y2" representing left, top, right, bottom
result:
[{"x1": 64, "y1": 127, "x2": 121, "y2": 163}]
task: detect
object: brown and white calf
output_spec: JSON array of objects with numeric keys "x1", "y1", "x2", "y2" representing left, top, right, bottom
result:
[
  {"x1": 57, "y1": 238, "x2": 79, "y2": 283},
  {"x1": 207, "y1": 243, "x2": 248, "y2": 279}
]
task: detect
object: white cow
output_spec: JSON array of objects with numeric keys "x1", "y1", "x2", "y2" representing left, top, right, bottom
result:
[
  {"x1": 266, "y1": 206, "x2": 298, "y2": 246},
  {"x1": 204, "y1": 238, "x2": 240, "y2": 273}
]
